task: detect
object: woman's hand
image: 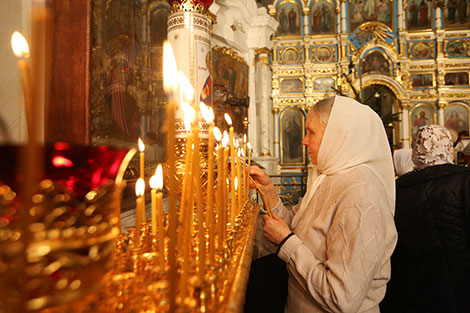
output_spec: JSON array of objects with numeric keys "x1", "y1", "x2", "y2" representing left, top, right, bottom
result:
[
  {"x1": 247, "y1": 165, "x2": 280, "y2": 208},
  {"x1": 262, "y1": 213, "x2": 292, "y2": 245}
]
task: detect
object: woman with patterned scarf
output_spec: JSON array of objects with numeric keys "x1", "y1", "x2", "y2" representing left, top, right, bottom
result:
[{"x1": 381, "y1": 125, "x2": 470, "y2": 313}]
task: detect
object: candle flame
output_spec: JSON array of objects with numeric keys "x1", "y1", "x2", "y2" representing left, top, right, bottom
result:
[
  {"x1": 226, "y1": 178, "x2": 230, "y2": 185},
  {"x1": 222, "y1": 131, "x2": 229, "y2": 147},
  {"x1": 178, "y1": 71, "x2": 194, "y2": 102},
  {"x1": 136, "y1": 178, "x2": 145, "y2": 197},
  {"x1": 213, "y1": 127, "x2": 222, "y2": 141},
  {"x1": 240, "y1": 148, "x2": 245, "y2": 157},
  {"x1": 150, "y1": 164, "x2": 163, "y2": 190},
  {"x1": 244, "y1": 134, "x2": 247, "y2": 143},
  {"x1": 234, "y1": 176, "x2": 238, "y2": 190},
  {"x1": 224, "y1": 113, "x2": 232, "y2": 126},
  {"x1": 163, "y1": 41, "x2": 178, "y2": 93},
  {"x1": 238, "y1": 148, "x2": 241, "y2": 157},
  {"x1": 200, "y1": 102, "x2": 214, "y2": 123},
  {"x1": 247, "y1": 142, "x2": 252, "y2": 150},
  {"x1": 182, "y1": 102, "x2": 196, "y2": 130},
  {"x1": 11, "y1": 31, "x2": 30, "y2": 58},
  {"x1": 138, "y1": 137, "x2": 145, "y2": 152}
]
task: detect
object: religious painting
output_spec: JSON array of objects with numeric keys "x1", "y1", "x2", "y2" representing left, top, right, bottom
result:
[
  {"x1": 360, "y1": 51, "x2": 391, "y2": 75},
  {"x1": 445, "y1": 72, "x2": 469, "y2": 86},
  {"x1": 149, "y1": 4, "x2": 169, "y2": 44},
  {"x1": 276, "y1": 1, "x2": 302, "y2": 36},
  {"x1": 349, "y1": 0, "x2": 393, "y2": 32},
  {"x1": 410, "y1": 73, "x2": 434, "y2": 88},
  {"x1": 313, "y1": 77, "x2": 335, "y2": 90},
  {"x1": 89, "y1": 0, "x2": 172, "y2": 180},
  {"x1": 446, "y1": 40, "x2": 467, "y2": 57},
  {"x1": 406, "y1": 0, "x2": 432, "y2": 30},
  {"x1": 212, "y1": 46, "x2": 249, "y2": 135},
  {"x1": 313, "y1": 46, "x2": 334, "y2": 63},
  {"x1": 410, "y1": 41, "x2": 433, "y2": 59},
  {"x1": 444, "y1": 103, "x2": 470, "y2": 141},
  {"x1": 443, "y1": 0, "x2": 470, "y2": 29},
  {"x1": 280, "y1": 107, "x2": 305, "y2": 165},
  {"x1": 310, "y1": 0, "x2": 335, "y2": 35},
  {"x1": 410, "y1": 103, "x2": 435, "y2": 139},
  {"x1": 280, "y1": 78, "x2": 304, "y2": 93},
  {"x1": 281, "y1": 47, "x2": 301, "y2": 64}
]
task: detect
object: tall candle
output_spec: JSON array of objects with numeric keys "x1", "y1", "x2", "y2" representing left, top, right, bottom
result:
[
  {"x1": 242, "y1": 135, "x2": 247, "y2": 204},
  {"x1": 150, "y1": 165, "x2": 164, "y2": 268},
  {"x1": 214, "y1": 127, "x2": 223, "y2": 250},
  {"x1": 200, "y1": 103, "x2": 215, "y2": 264},
  {"x1": 192, "y1": 121, "x2": 206, "y2": 278},
  {"x1": 246, "y1": 142, "x2": 252, "y2": 201},
  {"x1": 135, "y1": 178, "x2": 145, "y2": 242},
  {"x1": 222, "y1": 131, "x2": 230, "y2": 240},
  {"x1": 138, "y1": 138, "x2": 145, "y2": 179},
  {"x1": 225, "y1": 114, "x2": 236, "y2": 225},
  {"x1": 236, "y1": 147, "x2": 242, "y2": 216},
  {"x1": 11, "y1": 32, "x2": 33, "y2": 139},
  {"x1": 162, "y1": 40, "x2": 178, "y2": 310}
]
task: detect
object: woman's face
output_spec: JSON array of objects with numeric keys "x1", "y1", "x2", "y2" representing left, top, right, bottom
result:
[{"x1": 302, "y1": 110, "x2": 326, "y2": 164}]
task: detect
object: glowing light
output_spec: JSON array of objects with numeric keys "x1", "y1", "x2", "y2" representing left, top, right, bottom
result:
[
  {"x1": 234, "y1": 176, "x2": 238, "y2": 191},
  {"x1": 52, "y1": 156, "x2": 73, "y2": 168},
  {"x1": 182, "y1": 102, "x2": 196, "y2": 130},
  {"x1": 247, "y1": 142, "x2": 252, "y2": 150},
  {"x1": 213, "y1": 127, "x2": 222, "y2": 141},
  {"x1": 222, "y1": 131, "x2": 229, "y2": 147},
  {"x1": 200, "y1": 102, "x2": 214, "y2": 123},
  {"x1": 138, "y1": 138, "x2": 145, "y2": 152},
  {"x1": 224, "y1": 113, "x2": 232, "y2": 126},
  {"x1": 135, "y1": 178, "x2": 145, "y2": 197},
  {"x1": 163, "y1": 41, "x2": 178, "y2": 93},
  {"x1": 243, "y1": 134, "x2": 247, "y2": 143},
  {"x1": 150, "y1": 164, "x2": 163, "y2": 191},
  {"x1": 178, "y1": 71, "x2": 194, "y2": 103},
  {"x1": 11, "y1": 31, "x2": 30, "y2": 58}
]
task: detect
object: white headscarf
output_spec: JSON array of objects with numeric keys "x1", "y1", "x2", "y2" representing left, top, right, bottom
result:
[
  {"x1": 393, "y1": 149, "x2": 414, "y2": 176},
  {"x1": 292, "y1": 96, "x2": 395, "y2": 228},
  {"x1": 412, "y1": 125, "x2": 454, "y2": 169}
]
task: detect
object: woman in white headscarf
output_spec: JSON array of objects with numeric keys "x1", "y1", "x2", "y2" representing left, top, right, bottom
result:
[
  {"x1": 249, "y1": 96, "x2": 397, "y2": 313},
  {"x1": 393, "y1": 148, "x2": 414, "y2": 176},
  {"x1": 381, "y1": 125, "x2": 470, "y2": 313}
]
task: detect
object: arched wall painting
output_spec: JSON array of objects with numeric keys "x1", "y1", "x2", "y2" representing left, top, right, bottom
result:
[
  {"x1": 406, "y1": 0, "x2": 432, "y2": 30},
  {"x1": 360, "y1": 51, "x2": 391, "y2": 75},
  {"x1": 310, "y1": 0, "x2": 335, "y2": 35},
  {"x1": 410, "y1": 103, "x2": 435, "y2": 139},
  {"x1": 349, "y1": 0, "x2": 393, "y2": 32},
  {"x1": 277, "y1": 1, "x2": 302, "y2": 36},
  {"x1": 444, "y1": 103, "x2": 470, "y2": 141},
  {"x1": 443, "y1": 0, "x2": 470, "y2": 29},
  {"x1": 280, "y1": 108, "x2": 305, "y2": 165}
]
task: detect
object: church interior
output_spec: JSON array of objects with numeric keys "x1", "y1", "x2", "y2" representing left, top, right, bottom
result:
[{"x1": 0, "y1": 0, "x2": 469, "y2": 312}]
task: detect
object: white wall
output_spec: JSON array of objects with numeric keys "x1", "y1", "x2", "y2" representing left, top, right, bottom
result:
[{"x1": 0, "y1": 0, "x2": 30, "y2": 143}]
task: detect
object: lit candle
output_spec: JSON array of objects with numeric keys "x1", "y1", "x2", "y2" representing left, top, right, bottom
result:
[
  {"x1": 242, "y1": 135, "x2": 247, "y2": 204},
  {"x1": 222, "y1": 131, "x2": 230, "y2": 237},
  {"x1": 135, "y1": 178, "x2": 145, "y2": 242},
  {"x1": 200, "y1": 102, "x2": 215, "y2": 264},
  {"x1": 225, "y1": 113, "x2": 236, "y2": 225},
  {"x1": 162, "y1": 40, "x2": 178, "y2": 310},
  {"x1": 138, "y1": 138, "x2": 145, "y2": 179},
  {"x1": 150, "y1": 164, "x2": 164, "y2": 268},
  {"x1": 236, "y1": 146, "x2": 242, "y2": 216},
  {"x1": 177, "y1": 103, "x2": 195, "y2": 251},
  {"x1": 11, "y1": 32, "x2": 33, "y2": 139},
  {"x1": 191, "y1": 115, "x2": 206, "y2": 279},
  {"x1": 214, "y1": 127, "x2": 223, "y2": 249},
  {"x1": 246, "y1": 142, "x2": 252, "y2": 201}
]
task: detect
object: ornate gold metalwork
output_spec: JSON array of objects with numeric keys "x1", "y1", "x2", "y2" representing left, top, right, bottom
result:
[
  {"x1": 212, "y1": 46, "x2": 248, "y2": 66},
  {"x1": 170, "y1": 0, "x2": 209, "y2": 14},
  {"x1": 350, "y1": 22, "x2": 393, "y2": 45}
]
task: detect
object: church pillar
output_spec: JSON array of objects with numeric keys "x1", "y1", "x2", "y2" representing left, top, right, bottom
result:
[
  {"x1": 435, "y1": 5, "x2": 442, "y2": 30},
  {"x1": 340, "y1": 0, "x2": 347, "y2": 33},
  {"x1": 397, "y1": 0, "x2": 404, "y2": 30},
  {"x1": 255, "y1": 51, "x2": 273, "y2": 157},
  {"x1": 438, "y1": 101, "x2": 446, "y2": 126},
  {"x1": 303, "y1": 7, "x2": 310, "y2": 36},
  {"x1": 401, "y1": 102, "x2": 411, "y2": 149},
  {"x1": 167, "y1": 0, "x2": 212, "y2": 139}
]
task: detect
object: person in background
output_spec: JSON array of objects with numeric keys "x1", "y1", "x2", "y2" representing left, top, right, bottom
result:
[
  {"x1": 381, "y1": 125, "x2": 470, "y2": 313},
  {"x1": 249, "y1": 96, "x2": 397, "y2": 313},
  {"x1": 393, "y1": 148, "x2": 414, "y2": 176},
  {"x1": 453, "y1": 130, "x2": 469, "y2": 164}
]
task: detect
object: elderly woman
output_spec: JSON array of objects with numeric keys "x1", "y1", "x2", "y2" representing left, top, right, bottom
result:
[
  {"x1": 381, "y1": 125, "x2": 470, "y2": 313},
  {"x1": 249, "y1": 96, "x2": 397, "y2": 313},
  {"x1": 393, "y1": 148, "x2": 414, "y2": 177}
]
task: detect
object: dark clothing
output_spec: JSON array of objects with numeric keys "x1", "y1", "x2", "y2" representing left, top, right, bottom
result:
[{"x1": 381, "y1": 164, "x2": 470, "y2": 313}]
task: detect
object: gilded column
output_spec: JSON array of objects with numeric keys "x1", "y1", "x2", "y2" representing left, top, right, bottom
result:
[
  {"x1": 401, "y1": 102, "x2": 411, "y2": 149},
  {"x1": 340, "y1": 0, "x2": 347, "y2": 33},
  {"x1": 438, "y1": 101, "x2": 446, "y2": 126},
  {"x1": 167, "y1": 0, "x2": 213, "y2": 139},
  {"x1": 303, "y1": 7, "x2": 310, "y2": 36}
]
